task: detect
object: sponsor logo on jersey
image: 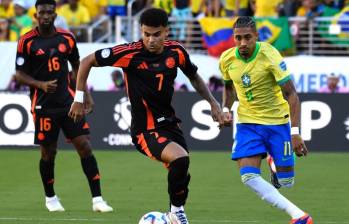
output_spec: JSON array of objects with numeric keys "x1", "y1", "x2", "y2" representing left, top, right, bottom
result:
[
  {"x1": 35, "y1": 49, "x2": 45, "y2": 56},
  {"x1": 137, "y1": 61, "x2": 148, "y2": 69}
]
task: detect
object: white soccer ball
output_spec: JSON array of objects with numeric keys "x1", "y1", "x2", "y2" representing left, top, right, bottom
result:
[{"x1": 138, "y1": 211, "x2": 170, "y2": 224}]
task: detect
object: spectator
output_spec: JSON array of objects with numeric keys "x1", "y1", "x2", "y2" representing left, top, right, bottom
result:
[
  {"x1": 149, "y1": 0, "x2": 174, "y2": 15},
  {"x1": 250, "y1": 0, "x2": 283, "y2": 17},
  {"x1": 108, "y1": 70, "x2": 125, "y2": 91},
  {"x1": 171, "y1": 0, "x2": 192, "y2": 41},
  {"x1": 0, "y1": 0, "x2": 15, "y2": 18},
  {"x1": 9, "y1": 0, "x2": 33, "y2": 41},
  {"x1": 224, "y1": 0, "x2": 249, "y2": 17},
  {"x1": 0, "y1": 18, "x2": 10, "y2": 41},
  {"x1": 318, "y1": 73, "x2": 349, "y2": 93},
  {"x1": 80, "y1": 0, "x2": 107, "y2": 22},
  {"x1": 278, "y1": 0, "x2": 300, "y2": 16},
  {"x1": 296, "y1": 0, "x2": 325, "y2": 18},
  {"x1": 204, "y1": 0, "x2": 221, "y2": 17},
  {"x1": 108, "y1": 0, "x2": 126, "y2": 17},
  {"x1": 191, "y1": 0, "x2": 205, "y2": 17},
  {"x1": 57, "y1": 0, "x2": 91, "y2": 27}
]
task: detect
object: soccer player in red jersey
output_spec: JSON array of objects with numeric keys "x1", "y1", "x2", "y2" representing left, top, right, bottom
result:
[
  {"x1": 69, "y1": 8, "x2": 224, "y2": 224},
  {"x1": 15, "y1": 0, "x2": 113, "y2": 212}
]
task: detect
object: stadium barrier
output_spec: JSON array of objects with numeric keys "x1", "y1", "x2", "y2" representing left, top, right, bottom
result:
[
  {"x1": 0, "y1": 91, "x2": 348, "y2": 152},
  {"x1": 1, "y1": 41, "x2": 349, "y2": 92}
]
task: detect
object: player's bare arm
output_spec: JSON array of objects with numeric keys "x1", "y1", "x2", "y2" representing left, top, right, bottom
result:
[
  {"x1": 15, "y1": 70, "x2": 57, "y2": 93},
  {"x1": 188, "y1": 72, "x2": 224, "y2": 126},
  {"x1": 70, "y1": 59, "x2": 94, "y2": 114},
  {"x1": 222, "y1": 81, "x2": 236, "y2": 127},
  {"x1": 68, "y1": 53, "x2": 98, "y2": 122},
  {"x1": 280, "y1": 80, "x2": 308, "y2": 157}
]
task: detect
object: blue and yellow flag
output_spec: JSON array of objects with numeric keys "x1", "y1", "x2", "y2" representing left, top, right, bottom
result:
[
  {"x1": 257, "y1": 20, "x2": 281, "y2": 44},
  {"x1": 332, "y1": 6, "x2": 349, "y2": 38},
  {"x1": 199, "y1": 17, "x2": 292, "y2": 57}
]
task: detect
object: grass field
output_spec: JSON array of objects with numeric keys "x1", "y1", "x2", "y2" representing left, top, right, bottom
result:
[{"x1": 0, "y1": 149, "x2": 348, "y2": 224}]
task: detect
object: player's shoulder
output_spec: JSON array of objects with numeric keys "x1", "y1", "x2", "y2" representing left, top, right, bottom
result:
[
  {"x1": 259, "y1": 42, "x2": 280, "y2": 55},
  {"x1": 219, "y1": 47, "x2": 236, "y2": 63},
  {"x1": 56, "y1": 28, "x2": 76, "y2": 39},
  {"x1": 18, "y1": 28, "x2": 39, "y2": 42},
  {"x1": 111, "y1": 40, "x2": 143, "y2": 53},
  {"x1": 17, "y1": 28, "x2": 39, "y2": 52},
  {"x1": 164, "y1": 40, "x2": 187, "y2": 51}
]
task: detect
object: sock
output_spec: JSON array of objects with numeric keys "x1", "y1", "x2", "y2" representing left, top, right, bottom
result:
[
  {"x1": 171, "y1": 204, "x2": 184, "y2": 213},
  {"x1": 39, "y1": 159, "x2": 55, "y2": 197},
  {"x1": 168, "y1": 157, "x2": 190, "y2": 207},
  {"x1": 92, "y1": 196, "x2": 103, "y2": 204},
  {"x1": 240, "y1": 166, "x2": 305, "y2": 219},
  {"x1": 81, "y1": 155, "x2": 101, "y2": 197}
]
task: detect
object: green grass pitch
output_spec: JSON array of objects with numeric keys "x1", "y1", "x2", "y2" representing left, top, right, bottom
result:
[{"x1": 0, "y1": 149, "x2": 348, "y2": 224}]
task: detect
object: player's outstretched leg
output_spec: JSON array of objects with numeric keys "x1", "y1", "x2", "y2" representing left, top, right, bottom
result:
[
  {"x1": 167, "y1": 156, "x2": 190, "y2": 224},
  {"x1": 73, "y1": 136, "x2": 113, "y2": 212},
  {"x1": 39, "y1": 144, "x2": 65, "y2": 212},
  {"x1": 240, "y1": 166, "x2": 312, "y2": 223}
]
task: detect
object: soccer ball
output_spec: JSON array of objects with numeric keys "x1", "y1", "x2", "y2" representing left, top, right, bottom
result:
[{"x1": 138, "y1": 211, "x2": 170, "y2": 224}]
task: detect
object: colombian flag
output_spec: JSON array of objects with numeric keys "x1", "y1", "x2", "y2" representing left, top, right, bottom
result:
[
  {"x1": 199, "y1": 17, "x2": 237, "y2": 57},
  {"x1": 199, "y1": 17, "x2": 292, "y2": 57}
]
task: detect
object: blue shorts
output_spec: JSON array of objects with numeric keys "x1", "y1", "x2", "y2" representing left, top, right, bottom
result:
[{"x1": 232, "y1": 123, "x2": 294, "y2": 167}]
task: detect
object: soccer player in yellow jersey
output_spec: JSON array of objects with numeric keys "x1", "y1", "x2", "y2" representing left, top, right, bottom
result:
[{"x1": 219, "y1": 17, "x2": 313, "y2": 224}]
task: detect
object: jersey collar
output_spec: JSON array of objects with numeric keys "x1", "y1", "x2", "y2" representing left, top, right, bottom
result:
[{"x1": 235, "y1": 42, "x2": 261, "y2": 63}]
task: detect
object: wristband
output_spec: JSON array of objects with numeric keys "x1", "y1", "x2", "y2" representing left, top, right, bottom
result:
[
  {"x1": 222, "y1": 107, "x2": 230, "y2": 113},
  {"x1": 74, "y1": 90, "x2": 84, "y2": 103},
  {"x1": 291, "y1": 127, "x2": 300, "y2": 135}
]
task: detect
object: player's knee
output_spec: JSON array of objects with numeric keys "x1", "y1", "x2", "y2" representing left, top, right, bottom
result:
[
  {"x1": 40, "y1": 143, "x2": 57, "y2": 161},
  {"x1": 169, "y1": 156, "x2": 190, "y2": 172},
  {"x1": 240, "y1": 166, "x2": 261, "y2": 185},
  {"x1": 74, "y1": 139, "x2": 92, "y2": 158},
  {"x1": 276, "y1": 171, "x2": 295, "y2": 188}
]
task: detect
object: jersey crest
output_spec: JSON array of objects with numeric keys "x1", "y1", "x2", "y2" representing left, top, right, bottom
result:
[{"x1": 241, "y1": 73, "x2": 251, "y2": 88}]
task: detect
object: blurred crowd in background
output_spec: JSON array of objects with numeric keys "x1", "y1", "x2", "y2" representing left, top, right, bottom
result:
[
  {"x1": 1, "y1": 0, "x2": 349, "y2": 93},
  {"x1": 1, "y1": 0, "x2": 349, "y2": 42}
]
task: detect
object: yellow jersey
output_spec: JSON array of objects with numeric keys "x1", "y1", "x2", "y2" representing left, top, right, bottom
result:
[
  {"x1": 80, "y1": 0, "x2": 108, "y2": 19},
  {"x1": 225, "y1": 0, "x2": 249, "y2": 11},
  {"x1": 153, "y1": 0, "x2": 173, "y2": 14},
  {"x1": 57, "y1": 4, "x2": 91, "y2": 26},
  {"x1": 0, "y1": 3, "x2": 14, "y2": 18},
  {"x1": 254, "y1": 0, "x2": 282, "y2": 17},
  {"x1": 219, "y1": 42, "x2": 290, "y2": 125}
]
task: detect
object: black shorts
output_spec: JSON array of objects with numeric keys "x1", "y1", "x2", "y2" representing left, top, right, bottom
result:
[
  {"x1": 33, "y1": 110, "x2": 90, "y2": 145},
  {"x1": 132, "y1": 123, "x2": 188, "y2": 161}
]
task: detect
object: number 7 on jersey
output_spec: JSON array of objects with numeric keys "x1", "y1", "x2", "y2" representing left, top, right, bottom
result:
[{"x1": 156, "y1": 73, "x2": 163, "y2": 91}]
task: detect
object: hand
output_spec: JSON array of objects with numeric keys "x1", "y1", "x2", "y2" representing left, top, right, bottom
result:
[
  {"x1": 68, "y1": 102, "x2": 85, "y2": 122},
  {"x1": 39, "y1": 79, "x2": 57, "y2": 93},
  {"x1": 210, "y1": 102, "x2": 225, "y2": 128},
  {"x1": 222, "y1": 111, "x2": 233, "y2": 127},
  {"x1": 84, "y1": 92, "x2": 94, "y2": 114},
  {"x1": 292, "y1": 134, "x2": 308, "y2": 157}
]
